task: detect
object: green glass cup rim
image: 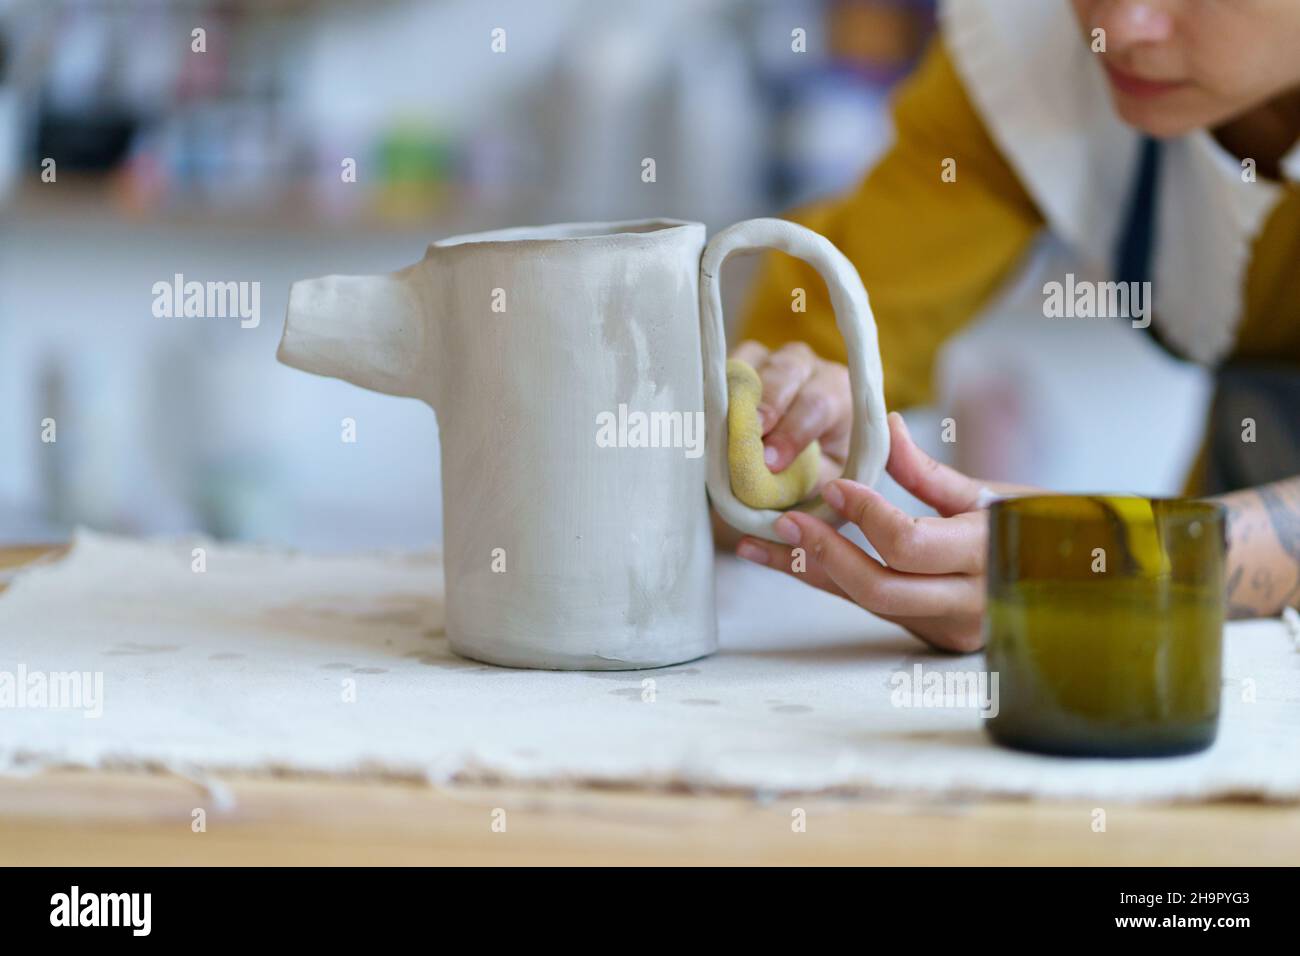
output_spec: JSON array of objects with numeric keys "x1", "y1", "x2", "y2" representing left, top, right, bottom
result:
[{"x1": 988, "y1": 494, "x2": 1225, "y2": 525}]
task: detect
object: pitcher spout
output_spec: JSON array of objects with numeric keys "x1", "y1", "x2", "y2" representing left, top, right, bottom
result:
[{"x1": 278, "y1": 267, "x2": 430, "y2": 402}]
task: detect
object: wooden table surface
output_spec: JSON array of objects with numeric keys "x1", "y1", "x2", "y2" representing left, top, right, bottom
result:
[{"x1": 2, "y1": 544, "x2": 1296, "y2": 866}]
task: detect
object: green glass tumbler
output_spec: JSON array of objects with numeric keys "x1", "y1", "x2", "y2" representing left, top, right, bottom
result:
[{"x1": 984, "y1": 495, "x2": 1225, "y2": 757}]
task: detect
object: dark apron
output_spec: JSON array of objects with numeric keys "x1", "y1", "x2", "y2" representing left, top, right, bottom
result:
[{"x1": 1115, "y1": 139, "x2": 1300, "y2": 495}]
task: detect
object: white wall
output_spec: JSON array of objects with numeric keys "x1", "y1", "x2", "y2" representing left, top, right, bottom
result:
[{"x1": 0, "y1": 214, "x2": 445, "y2": 549}]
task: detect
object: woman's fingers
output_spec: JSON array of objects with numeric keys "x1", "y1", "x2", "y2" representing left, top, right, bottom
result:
[
  {"x1": 884, "y1": 412, "x2": 986, "y2": 517},
  {"x1": 735, "y1": 512, "x2": 987, "y2": 654},
  {"x1": 729, "y1": 342, "x2": 856, "y2": 474},
  {"x1": 730, "y1": 339, "x2": 770, "y2": 369},
  {"x1": 729, "y1": 402, "x2": 1003, "y2": 656},
  {"x1": 823, "y1": 479, "x2": 986, "y2": 575},
  {"x1": 734, "y1": 536, "x2": 847, "y2": 598},
  {"x1": 764, "y1": 362, "x2": 851, "y2": 473},
  {"x1": 771, "y1": 512, "x2": 982, "y2": 620},
  {"x1": 885, "y1": 614, "x2": 986, "y2": 654},
  {"x1": 755, "y1": 342, "x2": 818, "y2": 439},
  {"x1": 736, "y1": 529, "x2": 985, "y2": 653}
]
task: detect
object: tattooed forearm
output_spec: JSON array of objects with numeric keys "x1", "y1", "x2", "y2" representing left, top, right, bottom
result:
[
  {"x1": 1219, "y1": 477, "x2": 1300, "y2": 619},
  {"x1": 1224, "y1": 566, "x2": 1257, "y2": 619},
  {"x1": 1258, "y1": 482, "x2": 1300, "y2": 593}
]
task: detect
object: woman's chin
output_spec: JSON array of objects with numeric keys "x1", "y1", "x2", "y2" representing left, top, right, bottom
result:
[{"x1": 1111, "y1": 97, "x2": 1202, "y2": 139}]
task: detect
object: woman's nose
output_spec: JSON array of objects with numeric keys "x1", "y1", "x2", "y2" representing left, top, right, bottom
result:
[{"x1": 1092, "y1": 0, "x2": 1177, "y2": 48}]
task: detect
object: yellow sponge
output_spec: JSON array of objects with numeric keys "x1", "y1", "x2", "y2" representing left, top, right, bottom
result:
[{"x1": 726, "y1": 358, "x2": 821, "y2": 509}]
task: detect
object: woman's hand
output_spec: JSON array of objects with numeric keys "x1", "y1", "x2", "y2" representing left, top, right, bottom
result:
[
  {"x1": 731, "y1": 340, "x2": 852, "y2": 489},
  {"x1": 735, "y1": 411, "x2": 1033, "y2": 653}
]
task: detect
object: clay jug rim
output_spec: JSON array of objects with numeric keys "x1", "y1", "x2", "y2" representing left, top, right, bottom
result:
[{"x1": 427, "y1": 218, "x2": 703, "y2": 253}]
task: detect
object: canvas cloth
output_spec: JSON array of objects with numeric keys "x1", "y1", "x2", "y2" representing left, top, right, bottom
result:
[{"x1": 2, "y1": 531, "x2": 1297, "y2": 802}]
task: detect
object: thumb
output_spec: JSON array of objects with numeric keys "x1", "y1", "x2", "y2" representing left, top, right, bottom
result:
[{"x1": 884, "y1": 412, "x2": 984, "y2": 517}]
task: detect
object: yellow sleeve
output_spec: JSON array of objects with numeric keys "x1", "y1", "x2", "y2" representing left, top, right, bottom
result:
[{"x1": 740, "y1": 37, "x2": 1044, "y2": 410}]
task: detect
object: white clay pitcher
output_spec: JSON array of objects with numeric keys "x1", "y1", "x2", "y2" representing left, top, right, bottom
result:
[{"x1": 278, "y1": 218, "x2": 889, "y2": 670}]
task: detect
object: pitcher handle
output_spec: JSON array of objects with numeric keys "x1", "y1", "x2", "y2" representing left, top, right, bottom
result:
[{"x1": 699, "y1": 217, "x2": 890, "y2": 542}]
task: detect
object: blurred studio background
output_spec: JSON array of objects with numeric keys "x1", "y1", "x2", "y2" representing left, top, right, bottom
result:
[{"x1": 0, "y1": 0, "x2": 1207, "y2": 550}]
